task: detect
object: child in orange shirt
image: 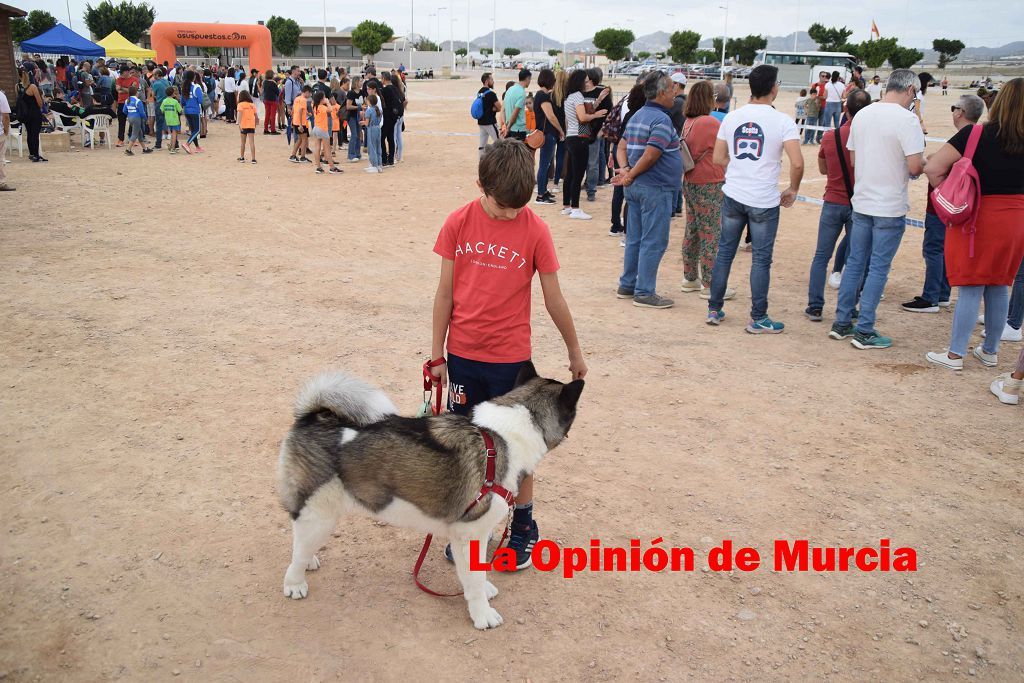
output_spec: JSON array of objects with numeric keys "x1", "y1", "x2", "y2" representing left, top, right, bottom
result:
[
  {"x1": 330, "y1": 94, "x2": 343, "y2": 154},
  {"x1": 236, "y1": 90, "x2": 259, "y2": 164},
  {"x1": 310, "y1": 91, "x2": 341, "y2": 175},
  {"x1": 289, "y1": 85, "x2": 311, "y2": 164}
]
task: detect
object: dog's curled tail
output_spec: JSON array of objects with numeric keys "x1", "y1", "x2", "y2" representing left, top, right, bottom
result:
[{"x1": 294, "y1": 371, "x2": 398, "y2": 426}]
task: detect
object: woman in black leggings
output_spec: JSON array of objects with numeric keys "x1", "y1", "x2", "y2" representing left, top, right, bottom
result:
[
  {"x1": 561, "y1": 70, "x2": 607, "y2": 220},
  {"x1": 19, "y1": 68, "x2": 46, "y2": 162}
]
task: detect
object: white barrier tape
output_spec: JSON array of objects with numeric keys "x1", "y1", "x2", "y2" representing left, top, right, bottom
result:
[
  {"x1": 799, "y1": 123, "x2": 946, "y2": 144},
  {"x1": 794, "y1": 194, "x2": 926, "y2": 228}
]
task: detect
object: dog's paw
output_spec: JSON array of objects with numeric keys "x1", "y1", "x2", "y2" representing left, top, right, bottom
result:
[
  {"x1": 283, "y1": 580, "x2": 309, "y2": 599},
  {"x1": 306, "y1": 555, "x2": 321, "y2": 571},
  {"x1": 484, "y1": 580, "x2": 499, "y2": 599},
  {"x1": 470, "y1": 605, "x2": 503, "y2": 630}
]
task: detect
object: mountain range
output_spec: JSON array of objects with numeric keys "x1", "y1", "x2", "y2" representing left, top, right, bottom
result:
[{"x1": 467, "y1": 28, "x2": 1024, "y2": 61}]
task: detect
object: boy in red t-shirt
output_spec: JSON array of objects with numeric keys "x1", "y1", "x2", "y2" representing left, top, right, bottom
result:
[{"x1": 429, "y1": 139, "x2": 587, "y2": 570}]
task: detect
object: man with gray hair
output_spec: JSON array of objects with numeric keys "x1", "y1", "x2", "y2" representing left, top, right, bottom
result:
[
  {"x1": 612, "y1": 71, "x2": 682, "y2": 308},
  {"x1": 903, "y1": 93, "x2": 985, "y2": 313},
  {"x1": 830, "y1": 69, "x2": 925, "y2": 349},
  {"x1": 711, "y1": 83, "x2": 730, "y2": 122}
]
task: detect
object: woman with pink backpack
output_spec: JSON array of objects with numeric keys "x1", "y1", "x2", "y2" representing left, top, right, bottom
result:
[{"x1": 923, "y1": 78, "x2": 1024, "y2": 377}]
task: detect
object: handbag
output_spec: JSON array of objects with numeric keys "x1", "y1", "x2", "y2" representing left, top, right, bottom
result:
[
  {"x1": 932, "y1": 124, "x2": 984, "y2": 256},
  {"x1": 680, "y1": 120, "x2": 696, "y2": 174},
  {"x1": 525, "y1": 129, "x2": 544, "y2": 149}
]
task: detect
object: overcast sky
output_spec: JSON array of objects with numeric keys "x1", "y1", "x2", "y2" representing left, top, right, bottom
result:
[{"x1": 29, "y1": 0, "x2": 1024, "y2": 49}]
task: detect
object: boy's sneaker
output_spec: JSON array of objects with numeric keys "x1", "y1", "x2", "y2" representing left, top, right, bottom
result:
[
  {"x1": 124, "y1": 149, "x2": 133, "y2": 156},
  {"x1": 535, "y1": 194, "x2": 556, "y2": 205},
  {"x1": 328, "y1": 167, "x2": 343, "y2": 174},
  {"x1": 142, "y1": 148, "x2": 153, "y2": 154},
  {"x1": 804, "y1": 307, "x2": 823, "y2": 322},
  {"x1": 901, "y1": 296, "x2": 939, "y2": 313},
  {"x1": 829, "y1": 322, "x2": 855, "y2": 339},
  {"x1": 633, "y1": 294, "x2": 674, "y2": 309},
  {"x1": 972, "y1": 346, "x2": 998, "y2": 367},
  {"x1": 569, "y1": 208, "x2": 592, "y2": 220},
  {"x1": 315, "y1": 167, "x2": 325, "y2": 174},
  {"x1": 616, "y1": 286, "x2": 635, "y2": 299},
  {"x1": 706, "y1": 310, "x2": 725, "y2": 325},
  {"x1": 300, "y1": 157, "x2": 312, "y2": 164},
  {"x1": 289, "y1": 155, "x2": 300, "y2": 163},
  {"x1": 608, "y1": 225, "x2": 624, "y2": 236},
  {"x1": 746, "y1": 316, "x2": 785, "y2": 334},
  {"x1": 680, "y1": 279, "x2": 703, "y2": 293},
  {"x1": 852, "y1": 330, "x2": 892, "y2": 349},
  {"x1": 507, "y1": 520, "x2": 539, "y2": 570},
  {"x1": 237, "y1": 156, "x2": 246, "y2": 163}
]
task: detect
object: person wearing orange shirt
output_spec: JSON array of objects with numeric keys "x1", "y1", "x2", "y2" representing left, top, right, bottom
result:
[
  {"x1": 309, "y1": 91, "x2": 341, "y2": 174},
  {"x1": 236, "y1": 90, "x2": 259, "y2": 164},
  {"x1": 289, "y1": 85, "x2": 311, "y2": 164}
]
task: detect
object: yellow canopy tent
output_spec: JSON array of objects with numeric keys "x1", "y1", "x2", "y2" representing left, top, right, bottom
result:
[{"x1": 96, "y1": 31, "x2": 156, "y2": 61}]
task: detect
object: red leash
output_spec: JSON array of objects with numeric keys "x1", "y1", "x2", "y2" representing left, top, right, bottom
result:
[{"x1": 411, "y1": 423, "x2": 516, "y2": 597}]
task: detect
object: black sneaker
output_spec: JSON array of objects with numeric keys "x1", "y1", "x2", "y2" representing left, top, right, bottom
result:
[
  {"x1": 507, "y1": 520, "x2": 539, "y2": 570},
  {"x1": 829, "y1": 322, "x2": 855, "y2": 339},
  {"x1": 804, "y1": 306, "x2": 823, "y2": 322},
  {"x1": 901, "y1": 296, "x2": 939, "y2": 313},
  {"x1": 534, "y1": 194, "x2": 556, "y2": 205},
  {"x1": 289, "y1": 155, "x2": 300, "y2": 163},
  {"x1": 609, "y1": 225, "x2": 624, "y2": 236}
]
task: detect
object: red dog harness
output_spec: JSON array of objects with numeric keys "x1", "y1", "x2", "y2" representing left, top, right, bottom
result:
[{"x1": 412, "y1": 429, "x2": 516, "y2": 597}]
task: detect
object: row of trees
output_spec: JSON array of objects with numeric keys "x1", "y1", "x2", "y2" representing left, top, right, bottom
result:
[
  {"x1": 808, "y1": 23, "x2": 965, "y2": 71},
  {"x1": 12, "y1": 3, "x2": 157, "y2": 45}
]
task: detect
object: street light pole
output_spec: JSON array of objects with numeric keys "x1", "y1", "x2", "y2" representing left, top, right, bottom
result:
[
  {"x1": 719, "y1": 2, "x2": 729, "y2": 82},
  {"x1": 437, "y1": 7, "x2": 445, "y2": 52},
  {"x1": 794, "y1": 0, "x2": 800, "y2": 52},
  {"x1": 322, "y1": 0, "x2": 328, "y2": 70},
  {"x1": 491, "y1": 0, "x2": 496, "y2": 64}
]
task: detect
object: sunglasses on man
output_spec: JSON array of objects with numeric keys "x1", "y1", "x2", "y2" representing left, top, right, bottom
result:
[{"x1": 951, "y1": 105, "x2": 962, "y2": 112}]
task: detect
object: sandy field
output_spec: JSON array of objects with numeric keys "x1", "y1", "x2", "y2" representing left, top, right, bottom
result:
[{"x1": 1, "y1": 75, "x2": 1022, "y2": 682}]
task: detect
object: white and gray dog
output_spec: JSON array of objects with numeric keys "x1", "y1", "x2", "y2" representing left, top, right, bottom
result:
[{"x1": 277, "y1": 361, "x2": 584, "y2": 629}]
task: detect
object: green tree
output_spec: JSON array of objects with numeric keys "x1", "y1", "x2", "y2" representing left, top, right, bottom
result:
[
  {"x1": 503, "y1": 47, "x2": 521, "y2": 57},
  {"x1": 265, "y1": 16, "x2": 302, "y2": 58},
  {"x1": 200, "y1": 47, "x2": 221, "y2": 58},
  {"x1": 592, "y1": 27, "x2": 635, "y2": 62},
  {"x1": 11, "y1": 10, "x2": 58, "y2": 44},
  {"x1": 889, "y1": 45, "x2": 924, "y2": 69},
  {"x1": 548, "y1": 48, "x2": 559, "y2": 57},
  {"x1": 637, "y1": 51, "x2": 651, "y2": 60},
  {"x1": 416, "y1": 38, "x2": 439, "y2": 51},
  {"x1": 351, "y1": 20, "x2": 393, "y2": 60},
  {"x1": 712, "y1": 37, "x2": 723, "y2": 58},
  {"x1": 932, "y1": 38, "x2": 965, "y2": 70},
  {"x1": 694, "y1": 49, "x2": 717, "y2": 64},
  {"x1": 481, "y1": 47, "x2": 492, "y2": 56},
  {"x1": 807, "y1": 22, "x2": 854, "y2": 52},
  {"x1": 455, "y1": 47, "x2": 467, "y2": 57},
  {"x1": 855, "y1": 37, "x2": 897, "y2": 71},
  {"x1": 726, "y1": 34, "x2": 767, "y2": 65},
  {"x1": 83, "y1": 1, "x2": 156, "y2": 44},
  {"x1": 668, "y1": 30, "x2": 701, "y2": 63}
]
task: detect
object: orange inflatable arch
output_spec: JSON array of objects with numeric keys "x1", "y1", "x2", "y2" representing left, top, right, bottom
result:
[{"x1": 150, "y1": 22, "x2": 272, "y2": 73}]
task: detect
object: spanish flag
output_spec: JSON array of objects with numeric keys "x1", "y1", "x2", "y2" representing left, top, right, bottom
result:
[{"x1": 870, "y1": 20, "x2": 880, "y2": 39}]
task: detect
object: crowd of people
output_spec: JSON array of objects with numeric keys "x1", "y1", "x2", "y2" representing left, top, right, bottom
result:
[
  {"x1": 3, "y1": 55, "x2": 409, "y2": 175},
  {"x1": 471, "y1": 64, "x2": 1024, "y2": 407}
]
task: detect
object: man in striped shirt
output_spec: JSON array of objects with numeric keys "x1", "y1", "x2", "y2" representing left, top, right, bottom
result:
[{"x1": 612, "y1": 71, "x2": 682, "y2": 309}]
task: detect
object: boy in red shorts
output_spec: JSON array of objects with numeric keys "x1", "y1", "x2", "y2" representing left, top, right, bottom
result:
[{"x1": 429, "y1": 139, "x2": 588, "y2": 569}]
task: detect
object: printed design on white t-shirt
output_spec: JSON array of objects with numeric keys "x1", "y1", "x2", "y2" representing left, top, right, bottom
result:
[{"x1": 733, "y1": 122, "x2": 765, "y2": 161}]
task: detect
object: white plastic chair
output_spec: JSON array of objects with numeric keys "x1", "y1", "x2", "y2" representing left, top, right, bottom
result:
[
  {"x1": 82, "y1": 114, "x2": 113, "y2": 150},
  {"x1": 51, "y1": 111, "x2": 82, "y2": 146},
  {"x1": 4, "y1": 123, "x2": 23, "y2": 158}
]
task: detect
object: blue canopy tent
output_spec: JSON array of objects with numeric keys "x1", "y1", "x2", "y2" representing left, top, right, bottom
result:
[{"x1": 19, "y1": 23, "x2": 105, "y2": 58}]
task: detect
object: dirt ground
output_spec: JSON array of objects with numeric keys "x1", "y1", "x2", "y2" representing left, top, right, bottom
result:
[{"x1": 1, "y1": 74, "x2": 1022, "y2": 682}]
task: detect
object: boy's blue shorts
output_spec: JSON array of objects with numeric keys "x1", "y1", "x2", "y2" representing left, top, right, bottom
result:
[
  {"x1": 446, "y1": 353, "x2": 526, "y2": 416},
  {"x1": 167, "y1": 124, "x2": 180, "y2": 131}
]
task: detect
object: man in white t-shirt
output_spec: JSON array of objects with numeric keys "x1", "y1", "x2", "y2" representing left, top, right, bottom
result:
[
  {"x1": 222, "y1": 67, "x2": 238, "y2": 123},
  {"x1": 830, "y1": 69, "x2": 925, "y2": 350},
  {"x1": 0, "y1": 89, "x2": 12, "y2": 191},
  {"x1": 706, "y1": 64, "x2": 803, "y2": 334},
  {"x1": 866, "y1": 75, "x2": 883, "y2": 101}
]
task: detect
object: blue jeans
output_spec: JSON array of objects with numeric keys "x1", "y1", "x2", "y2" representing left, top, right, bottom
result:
[
  {"x1": 618, "y1": 184, "x2": 674, "y2": 298},
  {"x1": 537, "y1": 132, "x2": 558, "y2": 196},
  {"x1": 394, "y1": 116, "x2": 403, "y2": 161},
  {"x1": 154, "y1": 107, "x2": 165, "y2": 147},
  {"x1": 835, "y1": 212, "x2": 906, "y2": 333},
  {"x1": 822, "y1": 101, "x2": 841, "y2": 130},
  {"x1": 834, "y1": 231, "x2": 850, "y2": 272},
  {"x1": 367, "y1": 125, "x2": 382, "y2": 167},
  {"x1": 921, "y1": 212, "x2": 951, "y2": 304},
  {"x1": 950, "y1": 285, "x2": 1009, "y2": 357},
  {"x1": 708, "y1": 195, "x2": 781, "y2": 319},
  {"x1": 348, "y1": 115, "x2": 362, "y2": 160},
  {"x1": 1008, "y1": 256, "x2": 1024, "y2": 329},
  {"x1": 554, "y1": 138, "x2": 565, "y2": 185},
  {"x1": 803, "y1": 115, "x2": 818, "y2": 144},
  {"x1": 586, "y1": 139, "x2": 600, "y2": 196},
  {"x1": 807, "y1": 201, "x2": 853, "y2": 309}
]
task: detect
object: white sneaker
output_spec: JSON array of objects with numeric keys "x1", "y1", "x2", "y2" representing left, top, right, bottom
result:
[
  {"x1": 364, "y1": 166, "x2": 379, "y2": 174},
  {"x1": 982, "y1": 323, "x2": 1023, "y2": 342},
  {"x1": 990, "y1": 373, "x2": 1021, "y2": 405},
  {"x1": 926, "y1": 350, "x2": 963, "y2": 370},
  {"x1": 561, "y1": 207, "x2": 573, "y2": 215},
  {"x1": 972, "y1": 346, "x2": 998, "y2": 367},
  {"x1": 348, "y1": 158, "x2": 361, "y2": 163},
  {"x1": 978, "y1": 314, "x2": 985, "y2": 325},
  {"x1": 699, "y1": 287, "x2": 735, "y2": 301},
  {"x1": 569, "y1": 209, "x2": 592, "y2": 220},
  {"x1": 619, "y1": 239, "x2": 626, "y2": 248},
  {"x1": 827, "y1": 271, "x2": 842, "y2": 289},
  {"x1": 680, "y1": 279, "x2": 703, "y2": 293}
]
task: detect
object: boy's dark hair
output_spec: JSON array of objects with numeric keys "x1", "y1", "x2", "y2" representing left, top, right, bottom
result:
[
  {"x1": 478, "y1": 139, "x2": 534, "y2": 209},
  {"x1": 166, "y1": 85, "x2": 176, "y2": 97},
  {"x1": 518, "y1": 68, "x2": 531, "y2": 82},
  {"x1": 748, "y1": 65, "x2": 779, "y2": 98},
  {"x1": 537, "y1": 68, "x2": 555, "y2": 90},
  {"x1": 318, "y1": 69, "x2": 327, "y2": 80},
  {"x1": 129, "y1": 85, "x2": 138, "y2": 96},
  {"x1": 301, "y1": 85, "x2": 312, "y2": 93},
  {"x1": 799, "y1": 88, "x2": 807, "y2": 96}
]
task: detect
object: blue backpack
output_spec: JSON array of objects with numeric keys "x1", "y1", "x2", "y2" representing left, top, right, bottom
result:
[{"x1": 470, "y1": 88, "x2": 491, "y2": 120}]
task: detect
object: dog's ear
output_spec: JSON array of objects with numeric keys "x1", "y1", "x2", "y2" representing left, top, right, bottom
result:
[
  {"x1": 559, "y1": 379, "x2": 585, "y2": 410},
  {"x1": 514, "y1": 360, "x2": 538, "y2": 387}
]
